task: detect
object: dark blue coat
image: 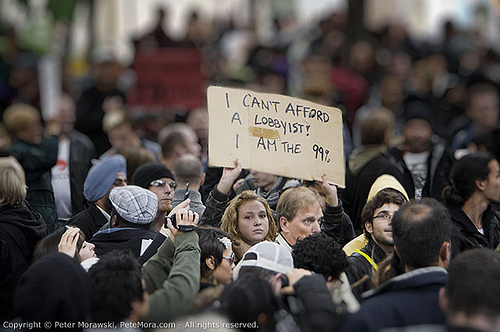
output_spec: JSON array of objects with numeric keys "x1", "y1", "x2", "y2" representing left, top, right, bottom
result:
[{"x1": 342, "y1": 267, "x2": 447, "y2": 332}]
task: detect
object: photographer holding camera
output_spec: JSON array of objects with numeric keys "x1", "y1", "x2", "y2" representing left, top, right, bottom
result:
[
  {"x1": 142, "y1": 205, "x2": 201, "y2": 323},
  {"x1": 88, "y1": 204, "x2": 201, "y2": 324}
]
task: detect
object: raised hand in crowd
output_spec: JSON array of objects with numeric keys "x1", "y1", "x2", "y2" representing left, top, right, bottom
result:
[
  {"x1": 281, "y1": 268, "x2": 313, "y2": 295},
  {"x1": 57, "y1": 227, "x2": 81, "y2": 258},
  {"x1": 317, "y1": 173, "x2": 339, "y2": 207},
  {"x1": 165, "y1": 209, "x2": 199, "y2": 239},
  {"x1": 216, "y1": 158, "x2": 243, "y2": 194}
]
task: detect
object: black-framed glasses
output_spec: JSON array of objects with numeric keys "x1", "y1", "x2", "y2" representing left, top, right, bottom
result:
[
  {"x1": 223, "y1": 252, "x2": 235, "y2": 264},
  {"x1": 372, "y1": 212, "x2": 394, "y2": 221},
  {"x1": 150, "y1": 179, "x2": 177, "y2": 189}
]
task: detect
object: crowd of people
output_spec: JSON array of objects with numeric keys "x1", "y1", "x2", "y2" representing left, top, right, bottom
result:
[{"x1": 1, "y1": 3, "x2": 500, "y2": 332}]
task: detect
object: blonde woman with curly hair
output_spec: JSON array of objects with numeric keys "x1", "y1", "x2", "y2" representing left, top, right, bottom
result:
[{"x1": 221, "y1": 190, "x2": 278, "y2": 262}]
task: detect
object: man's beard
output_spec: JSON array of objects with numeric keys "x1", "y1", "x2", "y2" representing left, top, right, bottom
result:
[{"x1": 159, "y1": 202, "x2": 173, "y2": 214}]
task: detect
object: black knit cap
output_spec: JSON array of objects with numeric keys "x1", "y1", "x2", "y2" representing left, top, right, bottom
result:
[
  {"x1": 403, "y1": 98, "x2": 435, "y2": 131},
  {"x1": 131, "y1": 162, "x2": 175, "y2": 188},
  {"x1": 14, "y1": 252, "x2": 90, "y2": 324}
]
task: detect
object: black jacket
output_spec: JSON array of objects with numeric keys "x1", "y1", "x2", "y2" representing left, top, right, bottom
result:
[
  {"x1": 345, "y1": 240, "x2": 387, "y2": 301},
  {"x1": 75, "y1": 86, "x2": 125, "y2": 155},
  {"x1": 389, "y1": 137, "x2": 454, "y2": 201},
  {"x1": 344, "y1": 146, "x2": 407, "y2": 234},
  {"x1": 0, "y1": 202, "x2": 46, "y2": 320},
  {"x1": 291, "y1": 274, "x2": 345, "y2": 332},
  {"x1": 342, "y1": 267, "x2": 447, "y2": 332},
  {"x1": 68, "y1": 130, "x2": 96, "y2": 216},
  {"x1": 321, "y1": 203, "x2": 355, "y2": 247},
  {"x1": 448, "y1": 205, "x2": 500, "y2": 256},
  {"x1": 9, "y1": 136, "x2": 58, "y2": 231},
  {"x1": 91, "y1": 227, "x2": 159, "y2": 258},
  {"x1": 69, "y1": 203, "x2": 109, "y2": 241}
]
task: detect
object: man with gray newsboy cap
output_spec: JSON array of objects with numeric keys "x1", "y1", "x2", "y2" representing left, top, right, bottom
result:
[{"x1": 91, "y1": 185, "x2": 159, "y2": 258}]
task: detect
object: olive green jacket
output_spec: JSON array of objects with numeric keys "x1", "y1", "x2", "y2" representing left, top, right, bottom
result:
[{"x1": 142, "y1": 232, "x2": 201, "y2": 322}]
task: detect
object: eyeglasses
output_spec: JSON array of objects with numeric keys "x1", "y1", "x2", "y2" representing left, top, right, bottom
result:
[
  {"x1": 372, "y1": 212, "x2": 394, "y2": 221},
  {"x1": 150, "y1": 179, "x2": 177, "y2": 189},
  {"x1": 223, "y1": 252, "x2": 235, "y2": 264}
]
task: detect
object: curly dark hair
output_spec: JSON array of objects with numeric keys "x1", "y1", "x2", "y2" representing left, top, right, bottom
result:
[
  {"x1": 292, "y1": 233, "x2": 348, "y2": 280},
  {"x1": 88, "y1": 250, "x2": 144, "y2": 323}
]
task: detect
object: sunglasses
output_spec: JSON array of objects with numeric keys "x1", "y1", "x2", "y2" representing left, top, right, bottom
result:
[
  {"x1": 150, "y1": 179, "x2": 177, "y2": 189},
  {"x1": 223, "y1": 252, "x2": 235, "y2": 264}
]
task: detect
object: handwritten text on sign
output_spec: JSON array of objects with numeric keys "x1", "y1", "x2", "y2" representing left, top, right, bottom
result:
[{"x1": 207, "y1": 86, "x2": 345, "y2": 187}]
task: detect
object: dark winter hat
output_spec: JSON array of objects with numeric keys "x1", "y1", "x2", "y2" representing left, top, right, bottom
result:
[
  {"x1": 403, "y1": 99, "x2": 435, "y2": 131},
  {"x1": 131, "y1": 162, "x2": 175, "y2": 189},
  {"x1": 14, "y1": 253, "x2": 90, "y2": 324}
]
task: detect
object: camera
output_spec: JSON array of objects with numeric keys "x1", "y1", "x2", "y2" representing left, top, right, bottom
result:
[
  {"x1": 165, "y1": 213, "x2": 196, "y2": 232},
  {"x1": 164, "y1": 185, "x2": 196, "y2": 232}
]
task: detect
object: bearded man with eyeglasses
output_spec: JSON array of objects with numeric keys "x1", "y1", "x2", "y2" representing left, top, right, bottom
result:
[
  {"x1": 345, "y1": 188, "x2": 406, "y2": 301},
  {"x1": 131, "y1": 162, "x2": 178, "y2": 232}
]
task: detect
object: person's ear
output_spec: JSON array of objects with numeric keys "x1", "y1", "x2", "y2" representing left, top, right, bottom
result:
[
  {"x1": 205, "y1": 255, "x2": 216, "y2": 270},
  {"x1": 129, "y1": 279, "x2": 150, "y2": 323},
  {"x1": 174, "y1": 143, "x2": 186, "y2": 156},
  {"x1": 384, "y1": 128, "x2": 393, "y2": 145},
  {"x1": 476, "y1": 178, "x2": 486, "y2": 191},
  {"x1": 257, "y1": 313, "x2": 269, "y2": 328},
  {"x1": 129, "y1": 298, "x2": 149, "y2": 323},
  {"x1": 199, "y1": 173, "x2": 206, "y2": 187},
  {"x1": 279, "y1": 217, "x2": 289, "y2": 233},
  {"x1": 439, "y1": 241, "x2": 451, "y2": 268},
  {"x1": 438, "y1": 287, "x2": 448, "y2": 314},
  {"x1": 394, "y1": 245, "x2": 400, "y2": 258},
  {"x1": 365, "y1": 220, "x2": 373, "y2": 234},
  {"x1": 269, "y1": 273, "x2": 282, "y2": 296}
]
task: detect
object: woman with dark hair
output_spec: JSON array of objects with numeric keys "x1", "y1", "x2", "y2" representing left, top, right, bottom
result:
[
  {"x1": 188, "y1": 226, "x2": 234, "y2": 314},
  {"x1": 443, "y1": 152, "x2": 500, "y2": 254},
  {"x1": 33, "y1": 226, "x2": 98, "y2": 270},
  {"x1": 195, "y1": 226, "x2": 235, "y2": 290}
]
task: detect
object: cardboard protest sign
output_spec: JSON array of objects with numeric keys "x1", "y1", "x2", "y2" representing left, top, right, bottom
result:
[{"x1": 207, "y1": 86, "x2": 345, "y2": 187}]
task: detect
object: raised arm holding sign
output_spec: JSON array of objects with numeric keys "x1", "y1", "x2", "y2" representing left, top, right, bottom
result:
[{"x1": 207, "y1": 86, "x2": 345, "y2": 187}]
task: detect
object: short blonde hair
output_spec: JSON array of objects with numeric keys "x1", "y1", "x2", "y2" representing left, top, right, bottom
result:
[
  {"x1": 276, "y1": 187, "x2": 323, "y2": 222},
  {"x1": 221, "y1": 190, "x2": 277, "y2": 243},
  {"x1": 2, "y1": 104, "x2": 41, "y2": 136},
  {"x1": 0, "y1": 157, "x2": 27, "y2": 206},
  {"x1": 102, "y1": 110, "x2": 132, "y2": 133}
]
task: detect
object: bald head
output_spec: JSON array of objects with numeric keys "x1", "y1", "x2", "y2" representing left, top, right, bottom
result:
[{"x1": 173, "y1": 153, "x2": 204, "y2": 189}]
